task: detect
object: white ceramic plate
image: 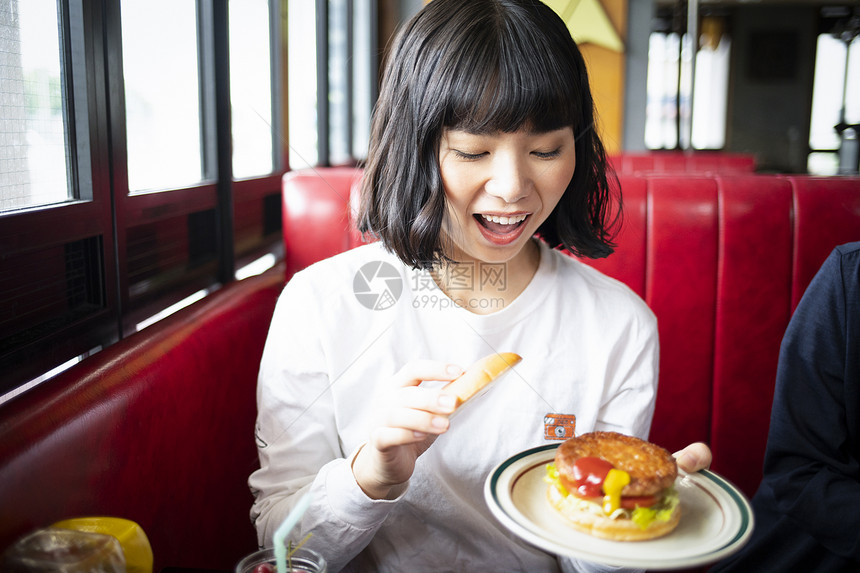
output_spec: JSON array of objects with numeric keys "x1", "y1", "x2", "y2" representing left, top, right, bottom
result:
[{"x1": 485, "y1": 444, "x2": 754, "y2": 570}]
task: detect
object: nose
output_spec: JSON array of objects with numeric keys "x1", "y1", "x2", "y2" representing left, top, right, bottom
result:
[{"x1": 484, "y1": 155, "x2": 532, "y2": 204}]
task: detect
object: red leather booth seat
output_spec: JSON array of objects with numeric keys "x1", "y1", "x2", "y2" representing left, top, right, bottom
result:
[
  {"x1": 283, "y1": 167, "x2": 860, "y2": 500},
  {"x1": 282, "y1": 167, "x2": 364, "y2": 281},
  {"x1": 609, "y1": 151, "x2": 757, "y2": 175},
  {"x1": 0, "y1": 266, "x2": 284, "y2": 572}
]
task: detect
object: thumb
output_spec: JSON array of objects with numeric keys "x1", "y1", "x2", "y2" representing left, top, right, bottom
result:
[{"x1": 674, "y1": 442, "x2": 712, "y2": 473}]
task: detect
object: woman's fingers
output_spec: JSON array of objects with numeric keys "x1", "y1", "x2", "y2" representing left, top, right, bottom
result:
[
  {"x1": 387, "y1": 384, "x2": 458, "y2": 415},
  {"x1": 353, "y1": 359, "x2": 464, "y2": 499},
  {"x1": 389, "y1": 359, "x2": 463, "y2": 386},
  {"x1": 378, "y1": 360, "x2": 462, "y2": 419},
  {"x1": 380, "y1": 403, "x2": 451, "y2": 433},
  {"x1": 371, "y1": 388, "x2": 455, "y2": 452},
  {"x1": 673, "y1": 442, "x2": 713, "y2": 473},
  {"x1": 369, "y1": 421, "x2": 445, "y2": 451},
  {"x1": 364, "y1": 359, "x2": 464, "y2": 451}
]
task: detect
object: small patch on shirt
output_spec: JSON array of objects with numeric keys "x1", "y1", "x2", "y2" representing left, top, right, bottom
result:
[{"x1": 544, "y1": 413, "x2": 576, "y2": 441}]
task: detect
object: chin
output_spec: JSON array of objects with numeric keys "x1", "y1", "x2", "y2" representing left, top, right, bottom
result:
[{"x1": 453, "y1": 233, "x2": 537, "y2": 266}]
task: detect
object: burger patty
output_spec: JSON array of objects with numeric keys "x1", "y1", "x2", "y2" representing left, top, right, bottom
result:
[{"x1": 555, "y1": 431, "x2": 677, "y2": 497}]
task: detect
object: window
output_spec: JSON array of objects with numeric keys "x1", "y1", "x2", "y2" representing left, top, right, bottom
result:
[
  {"x1": 1, "y1": 0, "x2": 70, "y2": 211},
  {"x1": 1, "y1": 0, "x2": 108, "y2": 394},
  {"x1": 645, "y1": 10, "x2": 731, "y2": 151},
  {"x1": 230, "y1": 0, "x2": 275, "y2": 179},
  {"x1": 351, "y1": 0, "x2": 375, "y2": 161},
  {"x1": 328, "y1": 0, "x2": 351, "y2": 165},
  {"x1": 287, "y1": 0, "x2": 318, "y2": 169},
  {"x1": 121, "y1": 1, "x2": 204, "y2": 192},
  {"x1": 808, "y1": 8, "x2": 860, "y2": 175},
  {"x1": 645, "y1": 31, "x2": 681, "y2": 150},
  {"x1": 287, "y1": 0, "x2": 377, "y2": 168},
  {"x1": 0, "y1": 0, "x2": 286, "y2": 397},
  {"x1": 691, "y1": 21, "x2": 730, "y2": 150}
]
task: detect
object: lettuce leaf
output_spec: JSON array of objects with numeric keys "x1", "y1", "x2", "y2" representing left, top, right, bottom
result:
[{"x1": 630, "y1": 487, "x2": 679, "y2": 529}]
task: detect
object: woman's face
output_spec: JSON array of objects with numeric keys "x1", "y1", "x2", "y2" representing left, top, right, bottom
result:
[{"x1": 438, "y1": 126, "x2": 576, "y2": 266}]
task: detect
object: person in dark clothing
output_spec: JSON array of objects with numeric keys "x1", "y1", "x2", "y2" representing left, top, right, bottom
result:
[{"x1": 712, "y1": 242, "x2": 860, "y2": 572}]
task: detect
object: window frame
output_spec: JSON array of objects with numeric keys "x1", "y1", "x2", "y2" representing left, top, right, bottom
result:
[
  {"x1": 0, "y1": 0, "x2": 287, "y2": 395},
  {"x1": 807, "y1": 7, "x2": 860, "y2": 174},
  {"x1": 288, "y1": 0, "x2": 378, "y2": 169},
  {"x1": 0, "y1": 0, "x2": 118, "y2": 392}
]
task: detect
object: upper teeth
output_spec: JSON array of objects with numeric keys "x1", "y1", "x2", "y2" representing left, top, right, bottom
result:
[{"x1": 481, "y1": 214, "x2": 527, "y2": 225}]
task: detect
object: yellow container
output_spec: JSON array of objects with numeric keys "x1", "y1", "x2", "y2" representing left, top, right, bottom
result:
[{"x1": 52, "y1": 517, "x2": 152, "y2": 573}]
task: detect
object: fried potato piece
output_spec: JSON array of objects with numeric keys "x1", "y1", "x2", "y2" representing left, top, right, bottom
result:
[{"x1": 555, "y1": 431, "x2": 677, "y2": 497}]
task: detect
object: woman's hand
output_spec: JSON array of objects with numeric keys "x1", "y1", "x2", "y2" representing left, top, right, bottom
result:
[
  {"x1": 673, "y1": 442, "x2": 713, "y2": 473},
  {"x1": 352, "y1": 360, "x2": 463, "y2": 500}
]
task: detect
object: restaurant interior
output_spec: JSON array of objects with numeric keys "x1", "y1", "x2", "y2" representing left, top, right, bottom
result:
[{"x1": 1, "y1": 0, "x2": 859, "y2": 571}]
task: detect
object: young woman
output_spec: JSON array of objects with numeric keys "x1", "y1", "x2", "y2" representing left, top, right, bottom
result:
[{"x1": 250, "y1": 1, "x2": 711, "y2": 571}]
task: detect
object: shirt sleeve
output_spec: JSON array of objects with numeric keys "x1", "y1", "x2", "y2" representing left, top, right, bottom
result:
[
  {"x1": 248, "y1": 274, "x2": 400, "y2": 569},
  {"x1": 594, "y1": 296, "x2": 660, "y2": 440},
  {"x1": 761, "y1": 246, "x2": 860, "y2": 560}
]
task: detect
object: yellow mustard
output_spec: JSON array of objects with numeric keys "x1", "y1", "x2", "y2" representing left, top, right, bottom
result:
[{"x1": 602, "y1": 468, "x2": 630, "y2": 514}]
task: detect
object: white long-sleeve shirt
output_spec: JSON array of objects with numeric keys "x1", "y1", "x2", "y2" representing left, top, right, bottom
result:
[{"x1": 250, "y1": 240, "x2": 658, "y2": 572}]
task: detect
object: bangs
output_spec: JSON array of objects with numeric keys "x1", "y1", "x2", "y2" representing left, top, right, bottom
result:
[
  {"x1": 360, "y1": 0, "x2": 615, "y2": 267},
  {"x1": 438, "y1": 17, "x2": 581, "y2": 134}
]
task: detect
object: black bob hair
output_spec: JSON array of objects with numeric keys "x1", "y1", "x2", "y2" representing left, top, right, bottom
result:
[{"x1": 356, "y1": 0, "x2": 620, "y2": 269}]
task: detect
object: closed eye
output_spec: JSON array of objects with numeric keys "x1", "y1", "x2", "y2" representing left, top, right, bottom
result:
[
  {"x1": 533, "y1": 148, "x2": 562, "y2": 159},
  {"x1": 452, "y1": 149, "x2": 488, "y2": 160}
]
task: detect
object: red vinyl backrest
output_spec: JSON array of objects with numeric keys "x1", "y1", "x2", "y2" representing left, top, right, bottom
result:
[
  {"x1": 282, "y1": 167, "x2": 363, "y2": 280},
  {"x1": 790, "y1": 176, "x2": 860, "y2": 311},
  {"x1": 689, "y1": 152, "x2": 757, "y2": 173},
  {"x1": 581, "y1": 175, "x2": 647, "y2": 298},
  {"x1": 709, "y1": 175, "x2": 794, "y2": 496},
  {"x1": 641, "y1": 176, "x2": 719, "y2": 456},
  {"x1": 609, "y1": 152, "x2": 757, "y2": 175},
  {"x1": 280, "y1": 167, "x2": 860, "y2": 498}
]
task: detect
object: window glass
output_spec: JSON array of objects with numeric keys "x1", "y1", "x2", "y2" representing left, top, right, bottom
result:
[
  {"x1": 645, "y1": 27, "x2": 730, "y2": 151},
  {"x1": 351, "y1": 0, "x2": 373, "y2": 161},
  {"x1": 809, "y1": 35, "x2": 859, "y2": 153},
  {"x1": 0, "y1": 0, "x2": 70, "y2": 212},
  {"x1": 230, "y1": 0, "x2": 274, "y2": 179},
  {"x1": 807, "y1": 151, "x2": 840, "y2": 175},
  {"x1": 848, "y1": 41, "x2": 860, "y2": 124},
  {"x1": 121, "y1": 0, "x2": 202, "y2": 192},
  {"x1": 691, "y1": 33, "x2": 730, "y2": 149},
  {"x1": 287, "y1": 0, "x2": 318, "y2": 168},
  {"x1": 328, "y1": 0, "x2": 350, "y2": 165},
  {"x1": 645, "y1": 32, "x2": 681, "y2": 150}
]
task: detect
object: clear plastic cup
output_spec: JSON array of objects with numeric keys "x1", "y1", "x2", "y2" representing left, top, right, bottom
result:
[
  {"x1": 234, "y1": 546, "x2": 326, "y2": 573},
  {"x1": 1, "y1": 527, "x2": 126, "y2": 572}
]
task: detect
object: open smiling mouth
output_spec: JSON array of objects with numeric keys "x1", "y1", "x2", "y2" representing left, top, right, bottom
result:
[{"x1": 474, "y1": 213, "x2": 530, "y2": 245}]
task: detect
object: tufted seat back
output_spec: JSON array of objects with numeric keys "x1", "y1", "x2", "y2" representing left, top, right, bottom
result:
[{"x1": 282, "y1": 167, "x2": 860, "y2": 498}]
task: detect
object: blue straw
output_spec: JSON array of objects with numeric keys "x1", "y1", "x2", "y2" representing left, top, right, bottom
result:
[{"x1": 273, "y1": 493, "x2": 312, "y2": 573}]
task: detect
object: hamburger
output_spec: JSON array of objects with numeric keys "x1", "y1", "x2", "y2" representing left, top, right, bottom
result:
[{"x1": 545, "y1": 431, "x2": 680, "y2": 541}]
